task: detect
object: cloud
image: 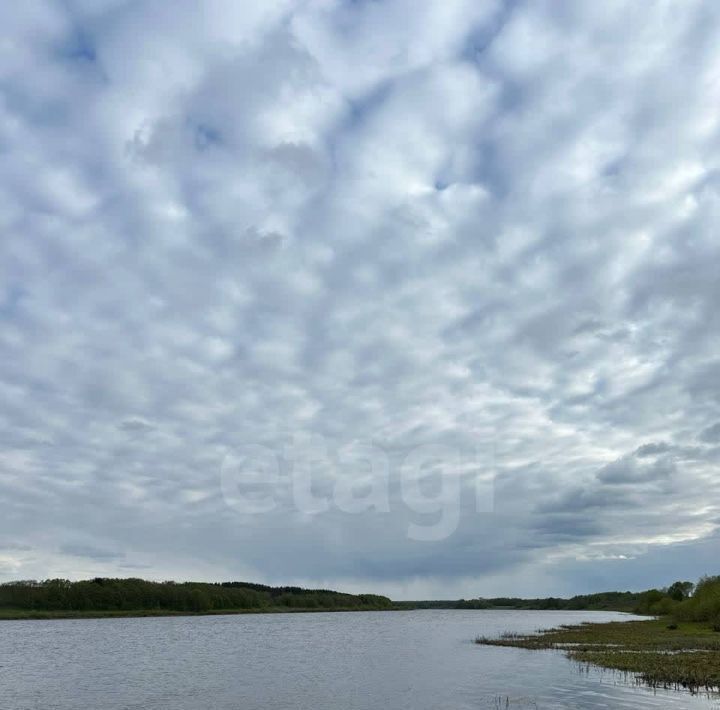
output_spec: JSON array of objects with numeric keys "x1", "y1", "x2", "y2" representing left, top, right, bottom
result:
[
  {"x1": 60, "y1": 545, "x2": 125, "y2": 562},
  {"x1": 634, "y1": 442, "x2": 672, "y2": 458},
  {"x1": 596, "y1": 455, "x2": 675, "y2": 485},
  {"x1": 699, "y1": 422, "x2": 720, "y2": 444},
  {"x1": 1, "y1": 0, "x2": 720, "y2": 597},
  {"x1": 118, "y1": 417, "x2": 155, "y2": 433}
]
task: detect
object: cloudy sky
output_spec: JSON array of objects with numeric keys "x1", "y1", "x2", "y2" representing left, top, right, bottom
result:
[{"x1": 1, "y1": 0, "x2": 720, "y2": 599}]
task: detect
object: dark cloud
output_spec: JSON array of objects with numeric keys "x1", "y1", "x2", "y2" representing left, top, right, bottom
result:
[
  {"x1": 699, "y1": 423, "x2": 720, "y2": 444},
  {"x1": 60, "y1": 545, "x2": 125, "y2": 562},
  {"x1": 596, "y1": 456, "x2": 675, "y2": 485},
  {"x1": 635, "y1": 442, "x2": 672, "y2": 458},
  {"x1": 118, "y1": 418, "x2": 155, "y2": 433}
]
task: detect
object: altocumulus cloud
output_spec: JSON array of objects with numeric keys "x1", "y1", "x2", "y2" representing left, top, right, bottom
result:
[{"x1": 0, "y1": 0, "x2": 719, "y2": 598}]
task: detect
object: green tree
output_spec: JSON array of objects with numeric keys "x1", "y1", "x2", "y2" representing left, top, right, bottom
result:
[{"x1": 667, "y1": 581, "x2": 694, "y2": 601}]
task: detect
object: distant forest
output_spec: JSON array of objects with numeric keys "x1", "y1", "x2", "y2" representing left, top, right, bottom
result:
[
  {"x1": 0, "y1": 577, "x2": 708, "y2": 618},
  {"x1": 394, "y1": 592, "x2": 642, "y2": 611},
  {"x1": 0, "y1": 578, "x2": 392, "y2": 614},
  {"x1": 396, "y1": 581, "x2": 699, "y2": 614}
]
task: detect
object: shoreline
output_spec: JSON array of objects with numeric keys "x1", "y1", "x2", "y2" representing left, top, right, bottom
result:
[
  {"x1": 0, "y1": 606, "x2": 642, "y2": 621},
  {"x1": 0, "y1": 606, "x2": 398, "y2": 621}
]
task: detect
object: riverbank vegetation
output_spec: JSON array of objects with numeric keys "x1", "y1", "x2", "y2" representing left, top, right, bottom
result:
[
  {"x1": 476, "y1": 575, "x2": 720, "y2": 693},
  {"x1": 0, "y1": 578, "x2": 392, "y2": 619}
]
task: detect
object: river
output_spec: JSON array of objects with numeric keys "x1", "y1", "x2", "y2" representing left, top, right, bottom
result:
[{"x1": 1, "y1": 609, "x2": 718, "y2": 709}]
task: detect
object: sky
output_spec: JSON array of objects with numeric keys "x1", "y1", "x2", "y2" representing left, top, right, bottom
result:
[{"x1": 1, "y1": 0, "x2": 720, "y2": 600}]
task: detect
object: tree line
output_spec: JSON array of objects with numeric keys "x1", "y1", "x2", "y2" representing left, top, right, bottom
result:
[
  {"x1": 3, "y1": 575, "x2": 718, "y2": 622},
  {"x1": 395, "y1": 590, "x2": 648, "y2": 611},
  {"x1": 0, "y1": 578, "x2": 392, "y2": 613},
  {"x1": 641, "y1": 576, "x2": 720, "y2": 625},
  {"x1": 396, "y1": 577, "x2": 720, "y2": 617}
]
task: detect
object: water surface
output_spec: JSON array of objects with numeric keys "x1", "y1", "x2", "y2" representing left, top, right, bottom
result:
[{"x1": 1, "y1": 609, "x2": 718, "y2": 709}]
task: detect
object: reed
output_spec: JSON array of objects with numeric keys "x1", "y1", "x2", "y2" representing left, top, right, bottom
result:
[{"x1": 476, "y1": 618, "x2": 720, "y2": 693}]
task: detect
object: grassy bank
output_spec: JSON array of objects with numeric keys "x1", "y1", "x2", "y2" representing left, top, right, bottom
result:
[{"x1": 477, "y1": 618, "x2": 720, "y2": 693}]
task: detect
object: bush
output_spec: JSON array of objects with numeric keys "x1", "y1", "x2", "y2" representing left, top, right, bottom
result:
[{"x1": 674, "y1": 577, "x2": 720, "y2": 623}]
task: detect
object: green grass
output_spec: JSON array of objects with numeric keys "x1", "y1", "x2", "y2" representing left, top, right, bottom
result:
[{"x1": 476, "y1": 619, "x2": 720, "y2": 693}]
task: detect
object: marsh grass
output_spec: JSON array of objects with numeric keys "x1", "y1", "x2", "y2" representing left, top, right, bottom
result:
[{"x1": 476, "y1": 619, "x2": 720, "y2": 693}]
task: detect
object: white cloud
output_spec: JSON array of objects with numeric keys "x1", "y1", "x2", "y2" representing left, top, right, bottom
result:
[{"x1": 1, "y1": 0, "x2": 719, "y2": 597}]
